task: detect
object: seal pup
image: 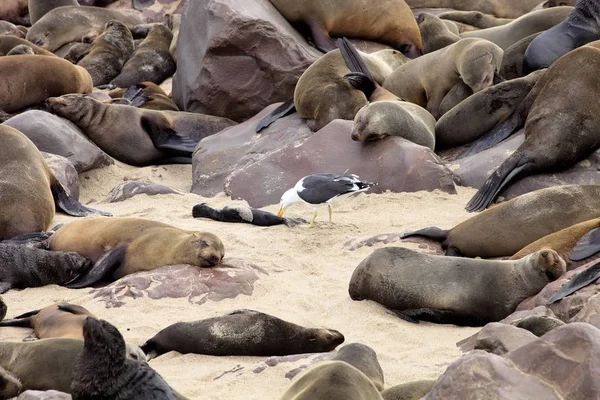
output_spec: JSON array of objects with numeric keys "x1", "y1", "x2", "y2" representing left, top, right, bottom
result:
[
  {"x1": 279, "y1": 361, "x2": 383, "y2": 400},
  {"x1": 140, "y1": 309, "x2": 344, "y2": 359},
  {"x1": 46, "y1": 94, "x2": 234, "y2": 166},
  {"x1": 349, "y1": 247, "x2": 566, "y2": 325},
  {"x1": 6, "y1": 44, "x2": 33, "y2": 55},
  {"x1": 438, "y1": 11, "x2": 512, "y2": 29},
  {"x1": 110, "y1": 24, "x2": 175, "y2": 88},
  {"x1": 524, "y1": 0, "x2": 600, "y2": 72},
  {"x1": 0, "y1": 304, "x2": 95, "y2": 340},
  {"x1": 0, "y1": 126, "x2": 108, "y2": 241},
  {"x1": 77, "y1": 20, "x2": 134, "y2": 86},
  {"x1": 0, "y1": 55, "x2": 91, "y2": 113},
  {"x1": 417, "y1": 13, "x2": 460, "y2": 54},
  {"x1": 267, "y1": 0, "x2": 423, "y2": 57},
  {"x1": 465, "y1": 43, "x2": 600, "y2": 212},
  {"x1": 26, "y1": 6, "x2": 143, "y2": 52},
  {"x1": 0, "y1": 367, "x2": 21, "y2": 400},
  {"x1": 121, "y1": 81, "x2": 179, "y2": 111},
  {"x1": 383, "y1": 38, "x2": 503, "y2": 119},
  {"x1": 47, "y1": 217, "x2": 225, "y2": 281},
  {"x1": 404, "y1": 0, "x2": 572, "y2": 18},
  {"x1": 381, "y1": 380, "x2": 437, "y2": 400},
  {"x1": 331, "y1": 343, "x2": 384, "y2": 391},
  {"x1": 461, "y1": 7, "x2": 573, "y2": 50},
  {"x1": 402, "y1": 185, "x2": 600, "y2": 258},
  {"x1": 28, "y1": 0, "x2": 79, "y2": 24},
  {"x1": 71, "y1": 317, "x2": 178, "y2": 400},
  {"x1": 510, "y1": 315, "x2": 566, "y2": 336},
  {"x1": 192, "y1": 203, "x2": 306, "y2": 227},
  {"x1": 0, "y1": 21, "x2": 26, "y2": 38}
]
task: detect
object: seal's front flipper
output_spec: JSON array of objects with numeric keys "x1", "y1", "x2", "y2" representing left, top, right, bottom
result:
[
  {"x1": 389, "y1": 308, "x2": 488, "y2": 326},
  {"x1": 255, "y1": 100, "x2": 296, "y2": 133},
  {"x1": 52, "y1": 181, "x2": 111, "y2": 217},
  {"x1": 344, "y1": 72, "x2": 376, "y2": 99},
  {"x1": 123, "y1": 83, "x2": 145, "y2": 101},
  {"x1": 13, "y1": 309, "x2": 41, "y2": 319},
  {"x1": 0, "y1": 316, "x2": 33, "y2": 328},
  {"x1": 306, "y1": 19, "x2": 336, "y2": 53},
  {"x1": 337, "y1": 37, "x2": 373, "y2": 79},
  {"x1": 130, "y1": 95, "x2": 151, "y2": 108},
  {"x1": 400, "y1": 226, "x2": 449, "y2": 241},
  {"x1": 493, "y1": 71, "x2": 505, "y2": 84},
  {"x1": 57, "y1": 304, "x2": 90, "y2": 315},
  {"x1": 192, "y1": 203, "x2": 228, "y2": 222},
  {"x1": 3, "y1": 231, "x2": 53, "y2": 247},
  {"x1": 457, "y1": 111, "x2": 523, "y2": 159},
  {"x1": 141, "y1": 116, "x2": 196, "y2": 155},
  {"x1": 64, "y1": 244, "x2": 127, "y2": 289},
  {"x1": 547, "y1": 259, "x2": 600, "y2": 304},
  {"x1": 569, "y1": 227, "x2": 600, "y2": 261}
]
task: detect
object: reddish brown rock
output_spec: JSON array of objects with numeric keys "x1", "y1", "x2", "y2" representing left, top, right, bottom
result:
[
  {"x1": 470, "y1": 322, "x2": 538, "y2": 355},
  {"x1": 172, "y1": 0, "x2": 321, "y2": 122}
]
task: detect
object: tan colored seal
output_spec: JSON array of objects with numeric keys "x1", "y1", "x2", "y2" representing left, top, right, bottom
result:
[
  {"x1": 0, "y1": 0, "x2": 28, "y2": 25},
  {"x1": 28, "y1": 0, "x2": 78, "y2": 24},
  {"x1": 0, "y1": 366, "x2": 21, "y2": 399},
  {"x1": 0, "y1": 125, "x2": 108, "y2": 240},
  {"x1": 402, "y1": 185, "x2": 600, "y2": 258},
  {"x1": 383, "y1": 38, "x2": 503, "y2": 119},
  {"x1": 48, "y1": 217, "x2": 225, "y2": 280},
  {"x1": 0, "y1": 35, "x2": 53, "y2": 56},
  {"x1": 381, "y1": 380, "x2": 437, "y2": 400},
  {"x1": 0, "y1": 21, "x2": 27, "y2": 38},
  {"x1": 405, "y1": 0, "x2": 573, "y2": 18},
  {"x1": 6, "y1": 44, "x2": 33, "y2": 55},
  {"x1": 120, "y1": 81, "x2": 179, "y2": 111},
  {"x1": 438, "y1": 11, "x2": 512, "y2": 29},
  {"x1": 417, "y1": 12, "x2": 460, "y2": 54},
  {"x1": 349, "y1": 247, "x2": 566, "y2": 324},
  {"x1": 268, "y1": 0, "x2": 423, "y2": 57}
]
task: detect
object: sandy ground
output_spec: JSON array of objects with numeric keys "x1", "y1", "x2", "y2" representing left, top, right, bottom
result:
[{"x1": 0, "y1": 160, "x2": 480, "y2": 399}]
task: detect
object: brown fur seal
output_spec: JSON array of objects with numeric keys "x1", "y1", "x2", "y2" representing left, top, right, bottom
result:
[
  {"x1": 381, "y1": 380, "x2": 437, "y2": 400},
  {"x1": 0, "y1": 21, "x2": 26, "y2": 38},
  {"x1": 279, "y1": 361, "x2": 383, "y2": 400},
  {"x1": 77, "y1": 20, "x2": 134, "y2": 86},
  {"x1": 0, "y1": 304, "x2": 94, "y2": 340},
  {"x1": 268, "y1": 0, "x2": 423, "y2": 57},
  {"x1": 71, "y1": 317, "x2": 179, "y2": 400},
  {"x1": 0, "y1": 0, "x2": 28, "y2": 25},
  {"x1": 383, "y1": 38, "x2": 503, "y2": 119},
  {"x1": 0, "y1": 366, "x2": 21, "y2": 399},
  {"x1": 461, "y1": 7, "x2": 573, "y2": 50},
  {"x1": 0, "y1": 35, "x2": 53, "y2": 56},
  {"x1": 417, "y1": 13, "x2": 460, "y2": 54},
  {"x1": 167, "y1": 14, "x2": 180, "y2": 63},
  {"x1": 26, "y1": 6, "x2": 143, "y2": 52},
  {"x1": 110, "y1": 24, "x2": 175, "y2": 88},
  {"x1": 0, "y1": 55, "x2": 91, "y2": 113},
  {"x1": 0, "y1": 126, "x2": 108, "y2": 241},
  {"x1": 510, "y1": 315, "x2": 566, "y2": 337},
  {"x1": 402, "y1": 185, "x2": 600, "y2": 258},
  {"x1": 6, "y1": 44, "x2": 33, "y2": 55},
  {"x1": 122, "y1": 81, "x2": 179, "y2": 111},
  {"x1": 140, "y1": 309, "x2": 344, "y2": 360},
  {"x1": 48, "y1": 217, "x2": 224, "y2": 281},
  {"x1": 46, "y1": 94, "x2": 235, "y2": 166},
  {"x1": 499, "y1": 33, "x2": 541, "y2": 80},
  {"x1": 28, "y1": 0, "x2": 79, "y2": 25},
  {"x1": 404, "y1": 0, "x2": 572, "y2": 18},
  {"x1": 438, "y1": 11, "x2": 512, "y2": 29},
  {"x1": 331, "y1": 343, "x2": 384, "y2": 391},
  {"x1": 435, "y1": 69, "x2": 545, "y2": 149},
  {"x1": 465, "y1": 43, "x2": 600, "y2": 212},
  {"x1": 349, "y1": 247, "x2": 566, "y2": 325}
]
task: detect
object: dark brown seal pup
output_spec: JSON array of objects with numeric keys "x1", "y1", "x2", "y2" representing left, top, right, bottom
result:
[
  {"x1": 279, "y1": 361, "x2": 382, "y2": 400},
  {"x1": 48, "y1": 217, "x2": 225, "y2": 281},
  {"x1": 0, "y1": 126, "x2": 108, "y2": 240},
  {"x1": 268, "y1": 0, "x2": 423, "y2": 57},
  {"x1": 46, "y1": 94, "x2": 235, "y2": 166},
  {"x1": 524, "y1": 0, "x2": 600, "y2": 72},
  {"x1": 402, "y1": 185, "x2": 600, "y2": 258},
  {"x1": 0, "y1": 55, "x2": 91, "y2": 113},
  {"x1": 192, "y1": 203, "x2": 305, "y2": 227},
  {"x1": 121, "y1": 81, "x2": 179, "y2": 111},
  {"x1": 465, "y1": 43, "x2": 600, "y2": 212},
  {"x1": 71, "y1": 318, "x2": 178, "y2": 400},
  {"x1": 26, "y1": 6, "x2": 143, "y2": 52},
  {"x1": 77, "y1": 20, "x2": 134, "y2": 86},
  {"x1": 331, "y1": 343, "x2": 384, "y2": 391},
  {"x1": 28, "y1": 0, "x2": 79, "y2": 24},
  {"x1": 0, "y1": 366, "x2": 21, "y2": 399},
  {"x1": 110, "y1": 24, "x2": 175, "y2": 88},
  {"x1": 140, "y1": 309, "x2": 344, "y2": 359},
  {"x1": 349, "y1": 247, "x2": 565, "y2": 325},
  {"x1": 0, "y1": 304, "x2": 94, "y2": 340}
]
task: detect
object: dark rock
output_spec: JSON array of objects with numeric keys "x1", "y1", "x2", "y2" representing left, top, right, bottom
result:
[
  {"x1": 4, "y1": 110, "x2": 113, "y2": 173},
  {"x1": 472, "y1": 322, "x2": 538, "y2": 355},
  {"x1": 571, "y1": 294, "x2": 600, "y2": 329},
  {"x1": 42, "y1": 153, "x2": 79, "y2": 200},
  {"x1": 172, "y1": 0, "x2": 321, "y2": 122},
  {"x1": 91, "y1": 258, "x2": 265, "y2": 308},
  {"x1": 226, "y1": 120, "x2": 456, "y2": 208},
  {"x1": 106, "y1": 181, "x2": 180, "y2": 202}
]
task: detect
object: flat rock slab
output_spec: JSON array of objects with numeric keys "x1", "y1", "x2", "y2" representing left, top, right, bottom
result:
[
  {"x1": 91, "y1": 258, "x2": 265, "y2": 308},
  {"x1": 106, "y1": 181, "x2": 181, "y2": 202}
]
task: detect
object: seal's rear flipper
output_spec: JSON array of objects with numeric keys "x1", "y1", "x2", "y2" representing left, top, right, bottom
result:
[
  {"x1": 3, "y1": 231, "x2": 53, "y2": 247},
  {"x1": 255, "y1": 100, "x2": 296, "y2": 133},
  {"x1": 0, "y1": 316, "x2": 33, "y2": 328},
  {"x1": 389, "y1": 308, "x2": 488, "y2": 326},
  {"x1": 64, "y1": 244, "x2": 127, "y2": 289},
  {"x1": 547, "y1": 259, "x2": 600, "y2": 304},
  {"x1": 344, "y1": 72, "x2": 376, "y2": 99},
  {"x1": 569, "y1": 227, "x2": 600, "y2": 261},
  {"x1": 141, "y1": 116, "x2": 196, "y2": 155},
  {"x1": 400, "y1": 226, "x2": 448, "y2": 241},
  {"x1": 123, "y1": 83, "x2": 145, "y2": 101},
  {"x1": 13, "y1": 309, "x2": 41, "y2": 319},
  {"x1": 337, "y1": 37, "x2": 374, "y2": 79},
  {"x1": 493, "y1": 71, "x2": 505, "y2": 84},
  {"x1": 457, "y1": 111, "x2": 523, "y2": 159},
  {"x1": 192, "y1": 203, "x2": 228, "y2": 221},
  {"x1": 129, "y1": 95, "x2": 151, "y2": 108},
  {"x1": 57, "y1": 304, "x2": 90, "y2": 315},
  {"x1": 465, "y1": 157, "x2": 533, "y2": 212},
  {"x1": 52, "y1": 181, "x2": 112, "y2": 217}
]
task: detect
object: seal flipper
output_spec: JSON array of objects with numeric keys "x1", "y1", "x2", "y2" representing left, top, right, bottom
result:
[
  {"x1": 389, "y1": 308, "x2": 488, "y2": 326},
  {"x1": 140, "y1": 115, "x2": 196, "y2": 155},
  {"x1": 255, "y1": 100, "x2": 296, "y2": 133},
  {"x1": 52, "y1": 181, "x2": 112, "y2": 217},
  {"x1": 192, "y1": 203, "x2": 230, "y2": 222},
  {"x1": 400, "y1": 226, "x2": 448, "y2": 241},
  {"x1": 569, "y1": 227, "x2": 600, "y2": 261},
  {"x1": 57, "y1": 304, "x2": 90, "y2": 315},
  {"x1": 457, "y1": 111, "x2": 524, "y2": 159},
  {"x1": 0, "y1": 282, "x2": 12, "y2": 295},
  {"x1": 123, "y1": 83, "x2": 145, "y2": 101},
  {"x1": 64, "y1": 244, "x2": 128, "y2": 289},
  {"x1": 465, "y1": 157, "x2": 534, "y2": 212},
  {"x1": 2, "y1": 231, "x2": 53, "y2": 247},
  {"x1": 306, "y1": 19, "x2": 337, "y2": 53},
  {"x1": 337, "y1": 37, "x2": 374, "y2": 80},
  {"x1": 493, "y1": 71, "x2": 505, "y2": 84},
  {"x1": 547, "y1": 259, "x2": 600, "y2": 304},
  {"x1": 129, "y1": 95, "x2": 151, "y2": 108},
  {"x1": 13, "y1": 309, "x2": 41, "y2": 319},
  {"x1": 0, "y1": 316, "x2": 33, "y2": 328},
  {"x1": 344, "y1": 72, "x2": 376, "y2": 99}
]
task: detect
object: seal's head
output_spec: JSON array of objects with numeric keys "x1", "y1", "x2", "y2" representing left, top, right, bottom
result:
[
  {"x1": 532, "y1": 249, "x2": 566, "y2": 281},
  {"x1": 185, "y1": 232, "x2": 225, "y2": 268}
]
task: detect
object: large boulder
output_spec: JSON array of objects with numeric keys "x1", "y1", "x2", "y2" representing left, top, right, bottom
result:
[
  {"x1": 172, "y1": 0, "x2": 321, "y2": 122},
  {"x1": 4, "y1": 110, "x2": 113, "y2": 173}
]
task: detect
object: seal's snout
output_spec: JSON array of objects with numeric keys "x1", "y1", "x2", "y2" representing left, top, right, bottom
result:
[
  {"x1": 208, "y1": 254, "x2": 220, "y2": 265},
  {"x1": 351, "y1": 131, "x2": 361, "y2": 141}
]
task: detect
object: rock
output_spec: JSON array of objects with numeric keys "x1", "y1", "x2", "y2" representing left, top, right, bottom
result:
[
  {"x1": 192, "y1": 103, "x2": 313, "y2": 198},
  {"x1": 226, "y1": 120, "x2": 456, "y2": 208},
  {"x1": 106, "y1": 181, "x2": 181, "y2": 202},
  {"x1": 172, "y1": 0, "x2": 321, "y2": 122},
  {"x1": 17, "y1": 390, "x2": 72, "y2": 400},
  {"x1": 42, "y1": 153, "x2": 79, "y2": 200},
  {"x1": 3, "y1": 110, "x2": 113, "y2": 173},
  {"x1": 472, "y1": 322, "x2": 538, "y2": 355},
  {"x1": 571, "y1": 294, "x2": 600, "y2": 329},
  {"x1": 91, "y1": 258, "x2": 266, "y2": 308}
]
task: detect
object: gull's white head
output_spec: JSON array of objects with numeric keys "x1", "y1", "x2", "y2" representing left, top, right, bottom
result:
[{"x1": 277, "y1": 188, "x2": 302, "y2": 217}]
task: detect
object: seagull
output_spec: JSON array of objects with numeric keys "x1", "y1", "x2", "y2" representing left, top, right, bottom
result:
[{"x1": 277, "y1": 173, "x2": 377, "y2": 226}]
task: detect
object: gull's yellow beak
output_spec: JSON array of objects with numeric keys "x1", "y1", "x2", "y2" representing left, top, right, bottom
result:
[{"x1": 277, "y1": 204, "x2": 285, "y2": 217}]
